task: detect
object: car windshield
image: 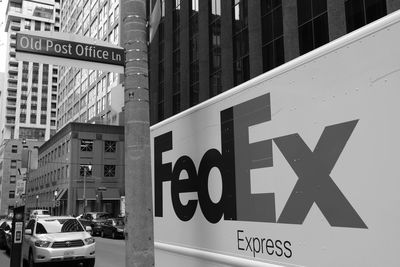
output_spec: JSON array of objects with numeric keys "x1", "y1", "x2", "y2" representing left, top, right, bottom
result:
[
  {"x1": 36, "y1": 219, "x2": 84, "y2": 234},
  {"x1": 115, "y1": 219, "x2": 124, "y2": 226},
  {"x1": 96, "y1": 213, "x2": 111, "y2": 219}
]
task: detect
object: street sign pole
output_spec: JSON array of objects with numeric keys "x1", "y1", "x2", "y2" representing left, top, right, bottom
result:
[{"x1": 122, "y1": 0, "x2": 154, "y2": 266}]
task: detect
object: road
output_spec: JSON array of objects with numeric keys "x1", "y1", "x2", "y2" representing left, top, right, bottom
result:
[
  {"x1": 94, "y1": 236, "x2": 125, "y2": 267},
  {"x1": 0, "y1": 237, "x2": 125, "y2": 267}
]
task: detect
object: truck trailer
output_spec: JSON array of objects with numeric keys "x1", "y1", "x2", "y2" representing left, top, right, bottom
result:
[{"x1": 151, "y1": 10, "x2": 400, "y2": 267}]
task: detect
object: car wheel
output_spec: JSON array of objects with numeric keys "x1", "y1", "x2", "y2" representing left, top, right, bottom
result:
[
  {"x1": 28, "y1": 251, "x2": 38, "y2": 267},
  {"x1": 83, "y1": 258, "x2": 95, "y2": 267},
  {"x1": 112, "y1": 232, "x2": 116, "y2": 239}
]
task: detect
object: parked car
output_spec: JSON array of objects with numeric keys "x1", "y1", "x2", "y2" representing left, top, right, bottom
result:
[
  {"x1": 29, "y1": 209, "x2": 50, "y2": 220},
  {"x1": 0, "y1": 220, "x2": 11, "y2": 250},
  {"x1": 5, "y1": 227, "x2": 12, "y2": 253},
  {"x1": 22, "y1": 216, "x2": 95, "y2": 267},
  {"x1": 100, "y1": 218, "x2": 125, "y2": 239},
  {"x1": 79, "y1": 212, "x2": 111, "y2": 236}
]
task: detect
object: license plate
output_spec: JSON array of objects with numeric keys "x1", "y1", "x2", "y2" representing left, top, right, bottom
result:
[{"x1": 64, "y1": 251, "x2": 74, "y2": 257}]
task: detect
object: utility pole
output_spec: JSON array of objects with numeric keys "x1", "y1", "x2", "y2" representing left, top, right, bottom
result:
[{"x1": 121, "y1": 1, "x2": 154, "y2": 267}]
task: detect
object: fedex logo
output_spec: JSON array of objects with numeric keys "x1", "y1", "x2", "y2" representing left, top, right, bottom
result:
[{"x1": 154, "y1": 94, "x2": 367, "y2": 228}]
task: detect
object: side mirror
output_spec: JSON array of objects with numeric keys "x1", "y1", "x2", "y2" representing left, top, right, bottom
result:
[{"x1": 25, "y1": 229, "x2": 32, "y2": 235}]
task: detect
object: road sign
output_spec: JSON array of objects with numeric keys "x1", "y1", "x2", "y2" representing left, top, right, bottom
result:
[{"x1": 15, "y1": 180, "x2": 26, "y2": 197}]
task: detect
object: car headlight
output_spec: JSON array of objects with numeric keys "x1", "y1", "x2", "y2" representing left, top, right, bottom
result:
[
  {"x1": 34, "y1": 240, "x2": 51, "y2": 248},
  {"x1": 85, "y1": 237, "x2": 95, "y2": 245},
  {"x1": 117, "y1": 228, "x2": 124, "y2": 232}
]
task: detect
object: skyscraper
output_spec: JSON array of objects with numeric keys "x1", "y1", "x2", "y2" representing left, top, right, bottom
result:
[
  {"x1": 57, "y1": 0, "x2": 123, "y2": 130},
  {"x1": 149, "y1": 0, "x2": 400, "y2": 125},
  {"x1": 0, "y1": 0, "x2": 61, "y2": 215}
]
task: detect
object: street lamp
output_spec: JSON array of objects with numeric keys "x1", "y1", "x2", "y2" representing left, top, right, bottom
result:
[{"x1": 36, "y1": 195, "x2": 39, "y2": 209}]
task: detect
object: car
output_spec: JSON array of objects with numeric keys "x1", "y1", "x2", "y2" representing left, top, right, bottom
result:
[
  {"x1": 0, "y1": 220, "x2": 11, "y2": 250},
  {"x1": 100, "y1": 218, "x2": 125, "y2": 239},
  {"x1": 29, "y1": 209, "x2": 50, "y2": 220},
  {"x1": 5, "y1": 227, "x2": 12, "y2": 253},
  {"x1": 22, "y1": 216, "x2": 95, "y2": 267},
  {"x1": 79, "y1": 212, "x2": 111, "y2": 236}
]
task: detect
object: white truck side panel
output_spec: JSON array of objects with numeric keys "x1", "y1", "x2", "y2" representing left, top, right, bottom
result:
[{"x1": 151, "y1": 10, "x2": 400, "y2": 267}]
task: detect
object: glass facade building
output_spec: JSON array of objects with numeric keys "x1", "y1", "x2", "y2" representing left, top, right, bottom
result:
[{"x1": 149, "y1": 0, "x2": 398, "y2": 125}]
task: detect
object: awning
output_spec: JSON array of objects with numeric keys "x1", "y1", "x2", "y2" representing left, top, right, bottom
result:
[
  {"x1": 101, "y1": 188, "x2": 120, "y2": 200},
  {"x1": 55, "y1": 188, "x2": 67, "y2": 201},
  {"x1": 76, "y1": 188, "x2": 97, "y2": 200}
]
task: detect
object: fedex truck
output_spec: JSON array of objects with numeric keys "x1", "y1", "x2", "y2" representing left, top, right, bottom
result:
[{"x1": 150, "y1": 10, "x2": 400, "y2": 267}]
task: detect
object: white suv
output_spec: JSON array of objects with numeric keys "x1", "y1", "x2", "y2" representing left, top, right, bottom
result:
[{"x1": 22, "y1": 216, "x2": 95, "y2": 267}]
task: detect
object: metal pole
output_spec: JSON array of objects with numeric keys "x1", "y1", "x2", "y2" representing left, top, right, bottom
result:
[
  {"x1": 121, "y1": 0, "x2": 154, "y2": 266},
  {"x1": 83, "y1": 167, "x2": 86, "y2": 214}
]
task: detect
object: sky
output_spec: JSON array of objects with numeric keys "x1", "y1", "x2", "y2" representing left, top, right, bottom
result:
[{"x1": 0, "y1": 0, "x2": 8, "y2": 73}]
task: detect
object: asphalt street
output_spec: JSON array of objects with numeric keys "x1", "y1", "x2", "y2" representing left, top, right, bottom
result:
[{"x1": 0, "y1": 236, "x2": 125, "y2": 267}]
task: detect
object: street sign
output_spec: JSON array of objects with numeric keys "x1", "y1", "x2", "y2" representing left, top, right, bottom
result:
[
  {"x1": 15, "y1": 31, "x2": 124, "y2": 73},
  {"x1": 15, "y1": 180, "x2": 26, "y2": 197}
]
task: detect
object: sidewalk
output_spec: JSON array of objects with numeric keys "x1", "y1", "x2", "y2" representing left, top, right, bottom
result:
[{"x1": 0, "y1": 249, "x2": 10, "y2": 266}]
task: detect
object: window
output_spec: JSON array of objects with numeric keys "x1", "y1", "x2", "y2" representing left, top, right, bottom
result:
[
  {"x1": 173, "y1": 0, "x2": 181, "y2": 114},
  {"x1": 79, "y1": 164, "x2": 92, "y2": 176},
  {"x1": 261, "y1": 0, "x2": 284, "y2": 72},
  {"x1": 209, "y1": 0, "x2": 222, "y2": 97},
  {"x1": 25, "y1": 20, "x2": 31, "y2": 30},
  {"x1": 189, "y1": 0, "x2": 199, "y2": 106},
  {"x1": 35, "y1": 21, "x2": 41, "y2": 31},
  {"x1": 104, "y1": 165, "x2": 116, "y2": 177},
  {"x1": 345, "y1": 0, "x2": 386, "y2": 33},
  {"x1": 104, "y1": 141, "x2": 116, "y2": 152},
  {"x1": 80, "y1": 140, "x2": 93, "y2": 152},
  {"x1": 10, "y1": 160, "x2": 17, "y2": 169},
  {"x1": 297, "y1": 0, "x2": 329, "y2": 55},
  {"x1": 232, "y1": 0, "x2": 250, "y2": 85},
  {"x1": 11, "y1": 145, "x2": 18, "y2": 153},
  {"x1": 10, "y1": 175, "x2": 16, "y2": 184},
  {"x1": 9, "y1": 190, "x2": 15, "y2": 199}
]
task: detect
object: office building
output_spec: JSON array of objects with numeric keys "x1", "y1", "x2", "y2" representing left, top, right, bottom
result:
[
  {"x1": 25, "y1": 122, "x2": 125, "y2": 217},
  {"x1": 0, "y1": 0, "x2": 61, "y2": 214},
  {"x1": 0, "y1": 139, "x2": 43, "y2": 215},
  {"x1": 149, "y1": 0, "x2": 400, "y2": 124},
  {"x1": 2, "y1": 0, "x2": 61, "y2": 141},
  {"x1": 57, "y1": 0, "x2": 123, "y2": 129}
]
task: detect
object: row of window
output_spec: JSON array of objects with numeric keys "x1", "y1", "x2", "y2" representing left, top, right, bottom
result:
[
  {"x1": 39, "y1": 140, "x2": 70, "y2": 167},
  {"x1": 79, "y1": 164, "x2": 116, "y2": 177},
  {"x1": 155, "y1": 0, "x2": 387, "y2": 122},
  {"x1": 30, "y1": 163, "x2": 117, "y2": 193},
  {"x1": 57, "y1": 69, "x2": 118, "y2": 129},
  {"x1": 30, "y1": 165, "x2": 69, "y2": 191},
  {"x1": 80, "y1": 140, "x2": 116, "y2": 152}
]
